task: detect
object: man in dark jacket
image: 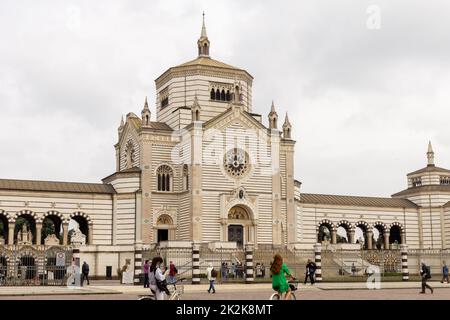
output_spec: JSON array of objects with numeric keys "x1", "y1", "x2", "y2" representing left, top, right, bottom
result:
[
  {"x1": 81, "y1": 261, "x2": 90, "y2": 286},
  {"x1": 304, "y1": 259, "x2": 317, "y2": 285},
  {"x1": 420, "y1": 262, "x2": 433, "y2": 294}
]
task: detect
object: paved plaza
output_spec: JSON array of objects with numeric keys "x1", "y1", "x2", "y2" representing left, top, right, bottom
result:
[{"x1": 0, "y1": 281, "x2": 449, "y2": 300}]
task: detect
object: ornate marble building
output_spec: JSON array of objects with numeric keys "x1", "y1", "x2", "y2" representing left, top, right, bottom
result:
[{"x1": 0, "y1": 18, "x2": 449, "y2": 277}]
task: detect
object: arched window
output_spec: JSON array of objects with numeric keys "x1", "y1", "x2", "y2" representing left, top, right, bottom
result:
[
  {"x1": 210, "y1": 88, "x2": 215, "y2": 100},
  {"x1": 226, "y1": 90, "x2": 231, "y2": 101},
  {"x1": 183, "y1": 164, "x2": 189, "y2": 191},
  {"x1": 125, "y1": 141, "x2": 135, "y2": 169},
  {"x1": 221, "y1": 89, "x2": 226, "y2": 101},
  {"x1": 157, "y1": 165, "x2": 173, "y2": 192},
  {"x1": 215, "y1": 89, "x2": 221, "y2": 100},
  {"x1": 195, "y1": 110, "x2": 199, "y2": 121}
]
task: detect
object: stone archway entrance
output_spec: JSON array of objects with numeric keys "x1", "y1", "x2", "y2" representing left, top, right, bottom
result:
[{"x1": 226, "y1": 205, "x2": 255, "y2": 246}]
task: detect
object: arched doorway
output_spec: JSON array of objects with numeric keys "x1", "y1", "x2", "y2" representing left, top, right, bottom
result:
[
  {"x1": 336, "y1": 220, "x2": 353, "y2": 243},
  {"x1": 389, "y1": 224, "x2": 402, "y2": 248},
  {"x1": 355, "y1": 222, "x2": 370, "y2": 249},
  {"x1": 317, "y1": 220, "x2": 335, "y2": 243},
  {"x1": 373, "y1": 222, "x2": 387, "y2": 250},
  {"x1": 227, "y1": 205, "x2": 253, "y2": 247},
  {"x1": 156, "y1": 214, "x2": 175, "y2": 243},
  {"x1": 14, "y1": 214, "x2": 36, "y2": 244},
  {"x1": 42, "y1": 215, "x2": 63, "y2": 245},
  {"x1": 0, "y1": 213, "x2": 8, "y2": 244},
  {"x1": 69, "y1": 214, "x2": 90, "y2": 245}
]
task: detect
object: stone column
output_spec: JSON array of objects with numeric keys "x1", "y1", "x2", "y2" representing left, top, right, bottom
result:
[
  {"x1": 270, "y1": 129, "x2": 282, "y2": 245},
  {"x1": 245, "y1": 242, "x2": 254, "y2": 284},
  {"x1": 133, "y1": 241, "x2": 143, "y2": 285},
  {"x1": 349, "y1": 230, "x2": 355, "y2": 244},
  {"x1": 331, "y1": 229, "x2": 337, "y2": 245},
  {"x1": 401, "y1": 244, "x2": 409, "y2": 281},
  {"x1": 314, "y1": 243, "x2": 322, "y2": 282},
  {"x1": 36, "y1": 223, "x2": 42, "y2": 245},
  {"x1": 367, "y1": 231, "x2": 373, "y2": 250},
  {"x1": 62, "y1": 223, "x2": 69, "y2": 245},
  {"x1": 191, "y1": 123, "x2": 203, "y2": 242},
  {"x1": 8, "y1": 222, "x2": 15, "y2": 245},
  {"x1": 284, "y1": 143, "x2": 296, "y2": 245},
  {"x1": 192, "y1": 242, "x2": 200, "y2": 284},
  {"x1": 383, "y1": 232, "x2": 390, "y2": 250},
  {"x1": 401, "y1": 231, "x2": 406, "y2": 245}
]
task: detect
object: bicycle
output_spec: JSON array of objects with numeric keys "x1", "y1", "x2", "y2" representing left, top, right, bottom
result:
[
  {"x1": 138, "y1": 278, "x2": 186, "y2": 301},
  {"x1": 269, "y1": 280, "x2": 298, "y2": 300}
]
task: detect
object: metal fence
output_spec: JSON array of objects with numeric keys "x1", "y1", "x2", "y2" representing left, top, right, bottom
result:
[
  {"x1": 0, "y1": 245, "x2": 73, "y2": 286},
  {"x1": 142, "y1": 245, "x2": 193, "y2": 279},
  {"x1": 321, "y1": 249, "x2": 402, "y2": 281},
  {"x1": 408, "y1": 249, "x2": 450, "y2": 277},
  {"x1": 199, "y1": 244, "x2": 246, "y2": 282}
]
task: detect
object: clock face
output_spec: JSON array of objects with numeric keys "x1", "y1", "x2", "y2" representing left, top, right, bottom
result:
[{"x1": 224, "y1": 148, "x2": 249, "y2": 177}]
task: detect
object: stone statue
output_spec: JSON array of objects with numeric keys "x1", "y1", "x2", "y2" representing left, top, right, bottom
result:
[
  {"x1": 18, "y1": 224, "x2": 32, "y2": 245},
  {"x1": 44, "y1": 234, "x2": 60, "y2": 246},
  {"x1": 70, "y1": 225, "x2": 86, "y2": 246}
]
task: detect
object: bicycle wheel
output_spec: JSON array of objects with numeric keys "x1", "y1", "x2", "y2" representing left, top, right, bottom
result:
[
  {"x1": 170, "y1": 293, "x2": 181, "y2": 301},
  {"x1": 270, "y1": 293, "x2": 281, "y2": 300}
]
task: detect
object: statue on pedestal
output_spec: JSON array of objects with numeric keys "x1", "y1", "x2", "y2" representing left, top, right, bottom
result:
[
  {"x1": 18, "y1": 224, "x2": 32, "y2": 245},
  {"x1": 44, "y1": 234, "x2": 60, "y2": 246},
  {"x1": 70, "y1": 225, "x2": 86, "y2": 246}
]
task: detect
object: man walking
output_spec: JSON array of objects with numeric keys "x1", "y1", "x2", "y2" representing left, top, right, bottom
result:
[
  {"x1": 304, "y1": 259, "x2": 317, "y2": 285},
  {"x1": 206, "y1": 263, "x2": 216, "y2": 294},
  {"x1": 441, "y1": 261, "x2": 449, "y2": 284},
  {"x1": 420, "y1": 262, "x2": 433, "y2": 294},
  {"x1": 81, "y1": 261, "x2": 90, "y2": 286}
]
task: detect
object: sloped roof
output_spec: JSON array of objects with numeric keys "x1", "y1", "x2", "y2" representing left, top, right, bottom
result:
[
  {"x1": 300, "y1": 193, "x2": 417, "y2": 208},
  {"x1": 128, "y1": 116, "x2": 173, "y2": 132},
  {"x1": 0, "y1": 178, "x2": 115, "y2": 194},
  {"x1": 176, "y1": 57, "x2": 241, "y2": 70},
  {"x1": 407, "y1": 165, "x2": 450, "y2": 176},
  {"x1": 392, "y1": 185, "x2": 450, "y2": 197}
]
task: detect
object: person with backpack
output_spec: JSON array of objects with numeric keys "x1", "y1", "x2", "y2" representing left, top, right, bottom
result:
[
  {"x1": 304, "y1": 259, "x2": 317, "y2": 285},
  {"x1": 143, "y1": 260, "x2": 150, "y2": 288},
  {"x1": 441, "y1": 261, "x2": 449, "y2": 284},
  {"x1": 206, "y1": 263, "x2": 216, "y2": 294},
  {"x1": 420, "y1": 262, "x2": 434, "y2": 294},
  {"x1": 149, "y1": 256, "x2": 169, "y2": 300}
]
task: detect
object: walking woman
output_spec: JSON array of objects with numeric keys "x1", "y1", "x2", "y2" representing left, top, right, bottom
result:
[
  {"x1": 270, "y1": 254, "x2": 295, "y2": 300},
  {"x1": 149, "y1": 256, "x2": 166, "y2": 300}
]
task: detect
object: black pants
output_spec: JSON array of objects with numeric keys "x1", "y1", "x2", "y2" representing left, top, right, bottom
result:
[
  {"x1": 441, "y1": 275, "x2": 449, "y2": 283},
  {"x1": 304, "y1": 273, "x2": 315, "y2": 284},
  {"x1": 81, "y1": 273, "x2": 90, "y2": 285},
  {"x1": 144, "y1": 273, "x2": 149, "y2": 288},
  {"x1": 421, "y1": 277, "x2": 432, "y2": 293}
]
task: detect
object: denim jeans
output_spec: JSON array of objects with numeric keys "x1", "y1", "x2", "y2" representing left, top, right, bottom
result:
[{"x1": 208, "y1": 280, "x2": 215, "y2": 293}]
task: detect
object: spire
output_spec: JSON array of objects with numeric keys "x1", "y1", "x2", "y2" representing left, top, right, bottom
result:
[
  {"x1": 282, "y1": 112, "x2": 292, "y2": 139},
  {"x1": 427, "y1": 140, "x2": 435, "y2": 166},
  {"x1": 141, "y1": 96, "x2": 151, "y2": 126},
  {"x1": 120, "y1": 115, "x2": 124, "y2": 128},
  {"x1": 268, "y1": 100, "x2": 278, "y2": 129},
  {"x1": 200, "y1": 11, "x2": 207, "y2": 39},
  {"x1": 197, "y1": 12, "x2": 210, "y2": 57}
]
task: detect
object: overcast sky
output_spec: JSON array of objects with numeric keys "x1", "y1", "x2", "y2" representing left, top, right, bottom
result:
[{"x1": 0, "y1": 0, "x2": 449, "y2": 197}]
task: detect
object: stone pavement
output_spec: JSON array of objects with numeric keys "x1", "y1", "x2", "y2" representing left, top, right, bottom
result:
[{"x1": 0, "y1": 280, "x2": 449, "y2": 296}]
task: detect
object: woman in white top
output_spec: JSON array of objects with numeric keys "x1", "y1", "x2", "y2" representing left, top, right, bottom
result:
[{"x1": 148, "y1": 257, "x2": 166, "y2": 300}]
